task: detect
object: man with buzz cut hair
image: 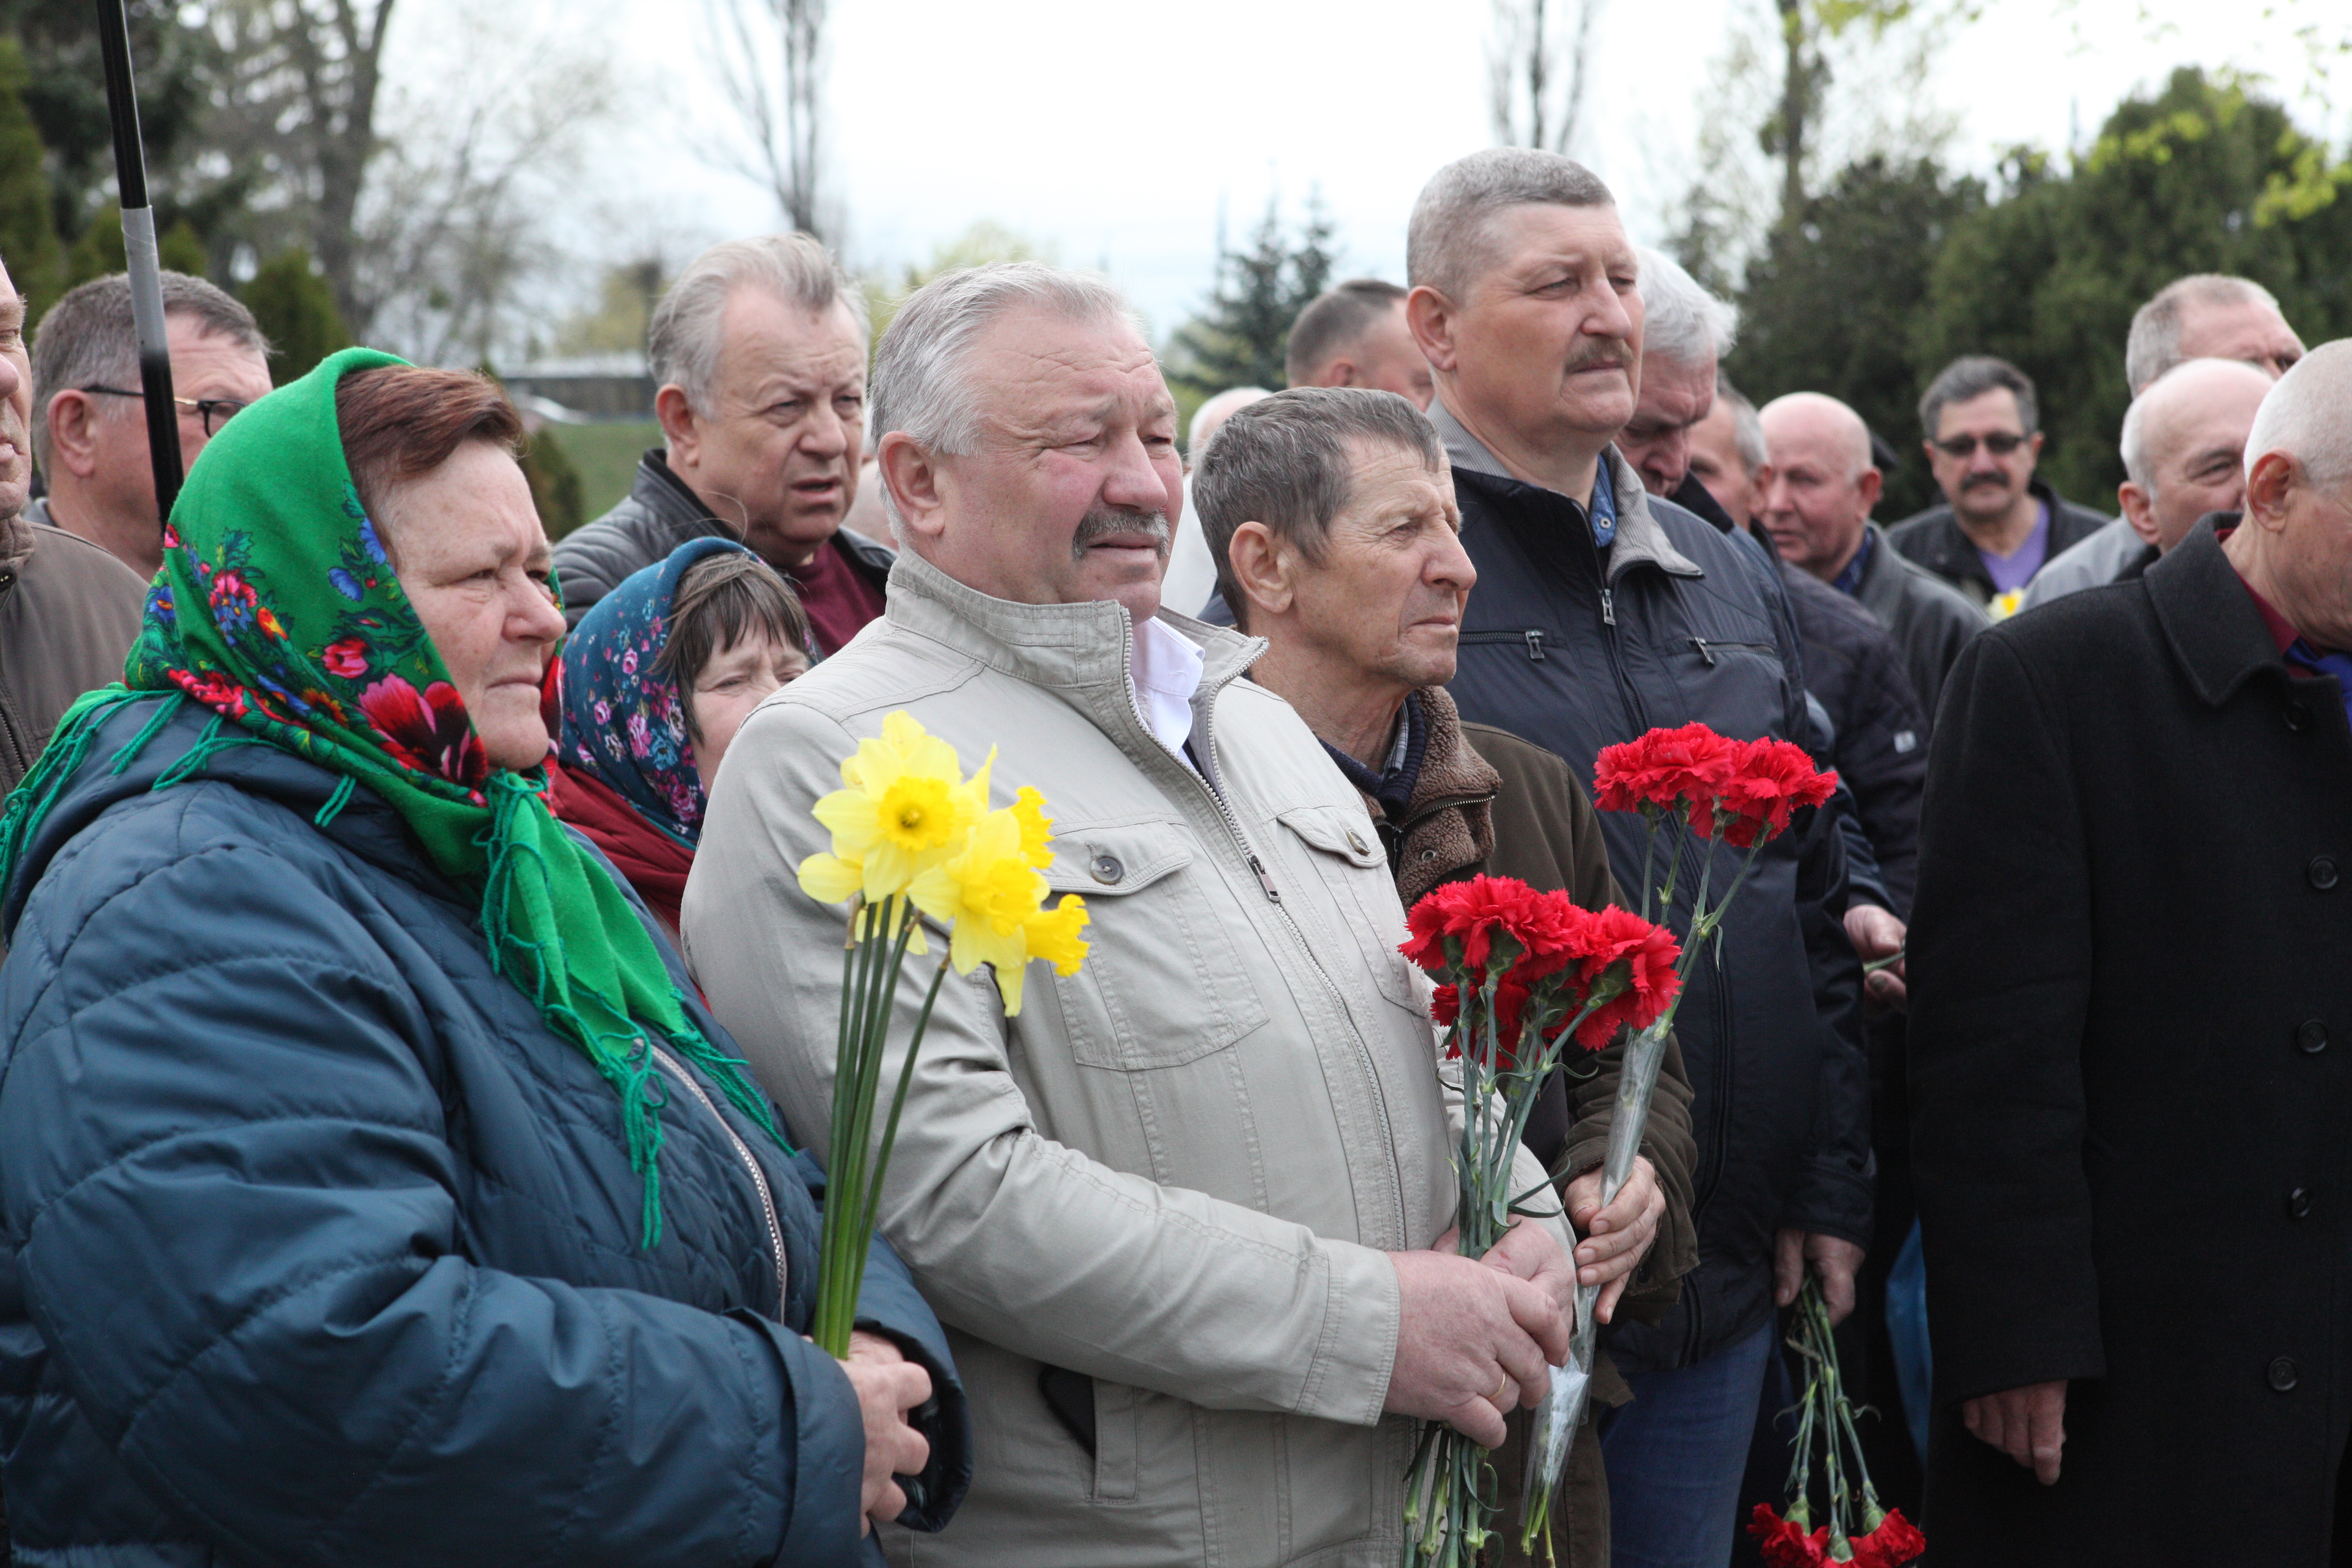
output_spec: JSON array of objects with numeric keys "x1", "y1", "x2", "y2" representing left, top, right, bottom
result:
[
  {"x1": 686, "y1": 261, "x2": 1581, "y2": 1567},
  {"x1": 30, "y1": 269, "x2": 273, "y2": 580},
  {"x1": 551, "y1": 232, "x2": 889, "y2": 650},
  {"x1": 1888, "y1": 355, "x2": 2109, "y2": 614},
  {"x1": 2024, "y1": 275, "x2": 2307, "y2": 609},
  {"x1": 1283, "y1": 278, "x2": 1434, "y2": 408},
  {"x1": 1405, "y1": 147, "x2": 1874, "y2": 1568}
]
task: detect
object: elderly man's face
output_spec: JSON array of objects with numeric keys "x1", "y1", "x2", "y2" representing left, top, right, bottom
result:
[
  {"x1": 1687, "y1": 398, "x2": 1761, "y2": 527},
  {"x1": 919, "y1": 306, "x2": 1182, "y2": 621},
  {"x1": 2121, "y1": 364, "x2": 2271, "y2": 554},
  {"x1": 1619, "y1": 351, "x2": 1715, "y2": 497},
  {"x1": 1439, "y1": 203, "x2": 1642, "y2": 451},
  {"x1": 2177, "y1": 295, "x2": 2304, "y2": 383},
  {"x1": 666, "y1": 289, "x2": 866, "y2": 572},
  {"x1": 0, "y1": 264, "x2": 28, "y2": 521},
  {"x1": 1284, "y1": 441, "x2": 1473, "y2": 693},
  {"x1": 1760, "y1": 404, "x2": 1877, "y2": 580},
  {"x1": 2256, "y1": 460, "x2": 2352, "y2": 652},
  {"x1": 1925, "y1": 387, "x2": 2040, "y2": 525}
]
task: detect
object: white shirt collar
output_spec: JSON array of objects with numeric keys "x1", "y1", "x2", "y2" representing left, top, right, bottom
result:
[{"x1": 1130, "y1": 614, "x2": 1206, "y2": 763}]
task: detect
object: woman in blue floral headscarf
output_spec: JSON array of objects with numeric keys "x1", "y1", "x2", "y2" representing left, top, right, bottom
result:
[{"x1": 547, "y1": 539, "x2": 810, "y2": 935}]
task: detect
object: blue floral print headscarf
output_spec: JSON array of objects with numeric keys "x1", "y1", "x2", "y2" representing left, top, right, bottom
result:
[{"x1": 558, "y1": 537, "x2": 750, "y2": 846}]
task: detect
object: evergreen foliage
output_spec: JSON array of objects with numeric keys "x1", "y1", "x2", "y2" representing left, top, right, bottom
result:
[
  {"x1": 1911, "y1": 68, "x2": 2352, "y2": 505},
  {"x1": 243, "y1": 248, "x2": 351, "y2": 385},
  {"x1": 0, "y1": 32, "x2": 62, "y2": 321},
  {"x1": 521, "y1": 425, "x2": 585, "y2": 541},
  {"x1": 1720, "y1": 156, "x2": 1985, "y2": 518},
  {"x1": 1166, "y1": 196, "x2": 1335, "y2": 403}
]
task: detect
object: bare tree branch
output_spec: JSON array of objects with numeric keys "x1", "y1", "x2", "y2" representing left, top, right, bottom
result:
[
  {"x1": 698, "y1": 0, "x2": 830, "y2": 237},
  {"x1": 1488, "y1": 0, "x2": 1602, "y2": 155}
]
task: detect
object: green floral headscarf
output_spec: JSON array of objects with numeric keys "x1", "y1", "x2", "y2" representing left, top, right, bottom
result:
[{"x1": 0, "y1": 346, "x2": 780, "y2": 1245}]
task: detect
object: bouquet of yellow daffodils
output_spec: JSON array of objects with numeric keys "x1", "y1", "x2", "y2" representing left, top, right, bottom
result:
[{"x1": 796, "y1": 711, "x2": 1091, "y2": 1355}]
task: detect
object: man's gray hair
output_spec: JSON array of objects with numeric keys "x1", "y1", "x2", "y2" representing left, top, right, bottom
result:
[
  {"x1": 31, "y1": 270, "x2": 268, "y2": 477},
  {"x1": 647, "y1": 233, "x2": 866, "y2": 415},
  {"x1": 1407, "y1": 148, "x2": 1614, "y2": 302},
  {"x1": 871, "y1": 259, "x2": 1138, "y2": 457},
  {"x1": 2244, "y1": 338, "x2": 2352, "y2": 497},
  {"x1": 1284, "y1": 278, "x2": 1407, "y2": 387},
  {"x1": 1918, "y1": 354, "x2": 2038, "y2": 440},
  {"x1": 1192, "y1": 386, "x2": 1444, "y2": 632},
  {"x1": 1187, "y1": 385, "x2": 1271, "y2": 464},
  {"x1": 1716, "y1": 374, "x2": 1768, "y2": 474},
  {"x1": 2125, "y1": 274, "x2": 2281, "y2": 396},
  {"x1": 1638, "y1": 248, "x2": 1737, "y2": 367}
]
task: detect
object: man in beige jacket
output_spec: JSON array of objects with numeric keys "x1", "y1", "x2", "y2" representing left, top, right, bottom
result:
[{"x1": 685, "y1": 262, "x2": 1577, "y2": 1566}]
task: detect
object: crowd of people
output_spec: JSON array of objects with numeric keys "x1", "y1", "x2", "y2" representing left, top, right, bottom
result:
[{"x1": 0, "y1": 140, "x2": 2343, "y2": 1568}]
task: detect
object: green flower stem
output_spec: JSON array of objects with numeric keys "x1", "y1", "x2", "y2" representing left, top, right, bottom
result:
[{"x1": 854, "y1": 956, "x2": 950, "y2": 1260}]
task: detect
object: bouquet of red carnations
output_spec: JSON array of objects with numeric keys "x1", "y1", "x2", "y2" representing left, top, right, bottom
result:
[
  {"x1": 1515, "y1": 722, "x2": 1842, "y2": 1556},
  {"x1": 1746, "y1": 1277, "x2": 1927, "y2": 1567},
  {"x1": 1398, "y1": 875, "x2": 1681, "y2": 1566}
]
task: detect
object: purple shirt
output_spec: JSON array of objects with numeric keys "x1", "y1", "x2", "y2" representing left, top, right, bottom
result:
[{"x1": 1976, "y1": 498, "x2": 2051, "y2": 595}]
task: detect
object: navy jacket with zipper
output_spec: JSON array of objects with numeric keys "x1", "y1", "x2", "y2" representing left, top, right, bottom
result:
[
  {"x1": 1434, "y1": 410, "x2": 1873, "y2": 1374},
  {"x1": 0, "y1": 699, "x2": 970, "y2": 1566}
]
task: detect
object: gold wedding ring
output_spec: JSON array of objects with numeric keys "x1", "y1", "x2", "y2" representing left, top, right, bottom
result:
[{"x1": 1490, "y1": 1372, "x2": 1510, "y2": 1403}]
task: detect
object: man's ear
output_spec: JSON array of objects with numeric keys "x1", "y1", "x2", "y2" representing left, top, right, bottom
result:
[
  {"x1": 877, "y1": 430, "x2": 946, "y2": 544},
  {"x1": 1406, "y1": 286, "x2": 1460, "y2": 374},
  {"x1": 654, "y1": 384, "x2": 700, "y2": 469},
  {"x1": 1322, "y1": 358, "x2": 1357, "y2": 389},
  {"x1": 2243, "y1": 451, "x2": 2295, "y2": 532},
  {"x1": 1226, "y1": 520, "x2": 1294, "y2": 622},
  {"x1": 2117, "y1": 482, "x2": 2160, "y2": 546},
  {"x1": 46, "y1": 390, "x2": 103, "y2": 480},
  {"x1": 1857, "y1": 467, "x2": 1883, "y2": 513}
]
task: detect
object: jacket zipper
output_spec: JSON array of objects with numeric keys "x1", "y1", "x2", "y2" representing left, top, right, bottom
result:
[
  {"x1": 1458, "y1": 629, "x2": 1549, "y2": 663},
  {"x1": 1125, "y1": 650, "x2": 1407, "y2": 1238},
  {"x1": 1687, "y1": 637, "x2": 1775, "y2": 666},
  {"x1": 649, "y1": 1041, "x2": 790, "y2": 1314}
]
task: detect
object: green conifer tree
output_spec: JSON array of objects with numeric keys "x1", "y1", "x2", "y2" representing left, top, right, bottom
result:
[
  {"x1": 242, "y1": 248, "x2": 351, "y2": 385},
  {"x1": 0, "y1": 34, "x2": 65, "y2": 322},
  {"x1": 1167, "y1": 195, "x2": 1337, "y2": 410}
]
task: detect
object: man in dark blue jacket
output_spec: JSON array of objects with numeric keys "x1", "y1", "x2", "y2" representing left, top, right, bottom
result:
[{"x1": 1403, "y1": 148, "x2": 1873, "y2": 1568}]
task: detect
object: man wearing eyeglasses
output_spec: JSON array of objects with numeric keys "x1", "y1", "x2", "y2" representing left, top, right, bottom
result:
[
  {"x1": 29, "y1": 271, "x2": 273, "y2": 579},
  {"x1": 1884, "y1": 356, "x2": 2110, "y2": 618}
]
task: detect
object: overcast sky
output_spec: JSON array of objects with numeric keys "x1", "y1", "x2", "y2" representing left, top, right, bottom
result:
[{"x1": 564, "y1": 0, "x2": 2347, "y2": 336}]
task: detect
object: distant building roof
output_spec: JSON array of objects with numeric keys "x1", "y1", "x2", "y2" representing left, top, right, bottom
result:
[{"x1": 500, "y1": 352, "x2": 650, "y2": 379}]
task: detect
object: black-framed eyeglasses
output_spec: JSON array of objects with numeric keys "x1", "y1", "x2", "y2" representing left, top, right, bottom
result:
[
  {"x1": 80, "y1": 384, "x2": 251, "y2": 437},
  {"x1": 1931, "y1": 431, "x2": 2030, "y2": 459}
]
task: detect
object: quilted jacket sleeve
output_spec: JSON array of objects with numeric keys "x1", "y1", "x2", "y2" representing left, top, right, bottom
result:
[{"x1": 0, "y1": 827, "x2": 873, "y2": 1568}]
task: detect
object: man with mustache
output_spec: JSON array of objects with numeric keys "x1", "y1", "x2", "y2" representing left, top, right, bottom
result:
[
  {"x1": 1886, "y1": 356, "x2": 2109, "y2": 616},
  {"x1": 0, "y1": 254, "x2": 147, "y2": 797},
  {"x1": 686, "y1": 262, "x2": 1580, "y2": 1567},
  {"x1": 553, "y1": 234, "x2": 889, "y2": 655},
  {"x1": 1404, "y1": 150, "x2": 1873, "y2": 1568}
]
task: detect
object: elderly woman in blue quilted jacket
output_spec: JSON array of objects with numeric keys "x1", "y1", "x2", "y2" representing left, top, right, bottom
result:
[{"x1": 0, "y1": 351, "x2": 969, "y2": 1565}]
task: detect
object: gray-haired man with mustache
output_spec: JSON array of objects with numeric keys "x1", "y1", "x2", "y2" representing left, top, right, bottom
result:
[
  {"x1": 686, "y1": 260, "x2": 1581, "y2": 1566},
  {"x1": 1404, "y1": 149, "x2": 1874, "y2": 1568}
]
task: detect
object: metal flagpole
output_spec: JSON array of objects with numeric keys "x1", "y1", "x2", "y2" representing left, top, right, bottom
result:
[{"x1": 93, "y1": 0, "x2": 183, "y2": 524}]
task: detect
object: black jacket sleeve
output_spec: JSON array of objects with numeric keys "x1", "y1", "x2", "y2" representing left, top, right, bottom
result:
[{"x1": 1909, "y1": 632, "x2": 2105, "y2": 1405}]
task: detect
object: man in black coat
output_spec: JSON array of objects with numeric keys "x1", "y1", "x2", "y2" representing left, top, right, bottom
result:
[
  {"x1": 1403, "y1": 147, "x2": 1874, "y2": 1568},
  {"x1": 1908, "y1": 340, "x2": 2352, "y2": 1563}
]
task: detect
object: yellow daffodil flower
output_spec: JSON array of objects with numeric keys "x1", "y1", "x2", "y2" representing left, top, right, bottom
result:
[
  {"x1": 1024, "y1": 894, "x2": 1091, "y2": 976},
  {"x1": 811, "y1": 712, "x2": 990, "y2": 899},
  {"x1": 1011, "y1": 785, "x2": 1056, "y2": 868},
  {"x1": 910, "y1": 807, "x2": 1052, "y2": 1013}
]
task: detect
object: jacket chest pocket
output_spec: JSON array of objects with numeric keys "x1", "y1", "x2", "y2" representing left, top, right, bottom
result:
[
  {"x1": 1041, "y1": 821, "x2": 1271, "y2": 1070},
  {"x1": 1275, "y1": 804, "x2": 1429, "y2": 1015}
]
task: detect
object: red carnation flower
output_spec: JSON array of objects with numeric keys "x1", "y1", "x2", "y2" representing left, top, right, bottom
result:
[
  {"x1": 1401, "y1": 874, "x2": 1553, "y2": 975},
  {"x1": 1563, "y1": 905, "x2": 1682, "y2": 1049},
  {"x1": 359, "y1": 674, "x2": 486, "y2": 788},
  {"x1": 1594, "y1": 722, "x2": 1742, "y2": 823},
  {"x1": 1432, "y1": 975, "x2": 1543, "y2": 1068},
  {"x1": 1747, "y1": 1505, "x2": 1831, "y2": 1568},
  {"x1": 322, "y1": 637, "x2": 371, "y2": 680},
  {"x1": 1703, "y1": 737, "x2": 1838, "y2": 848},
  {"x1": 1849, "y1": 1509, "x2": 1926, "y2": 1568}
]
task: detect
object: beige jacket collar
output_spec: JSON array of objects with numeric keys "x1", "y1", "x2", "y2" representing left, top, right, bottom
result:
[
  {"x1": 882, "y1": 545, "x2": 1269, "y2": 739},
  {"x1": 1428, "y1": 396, "x2": 1702, "y2": 582}
]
